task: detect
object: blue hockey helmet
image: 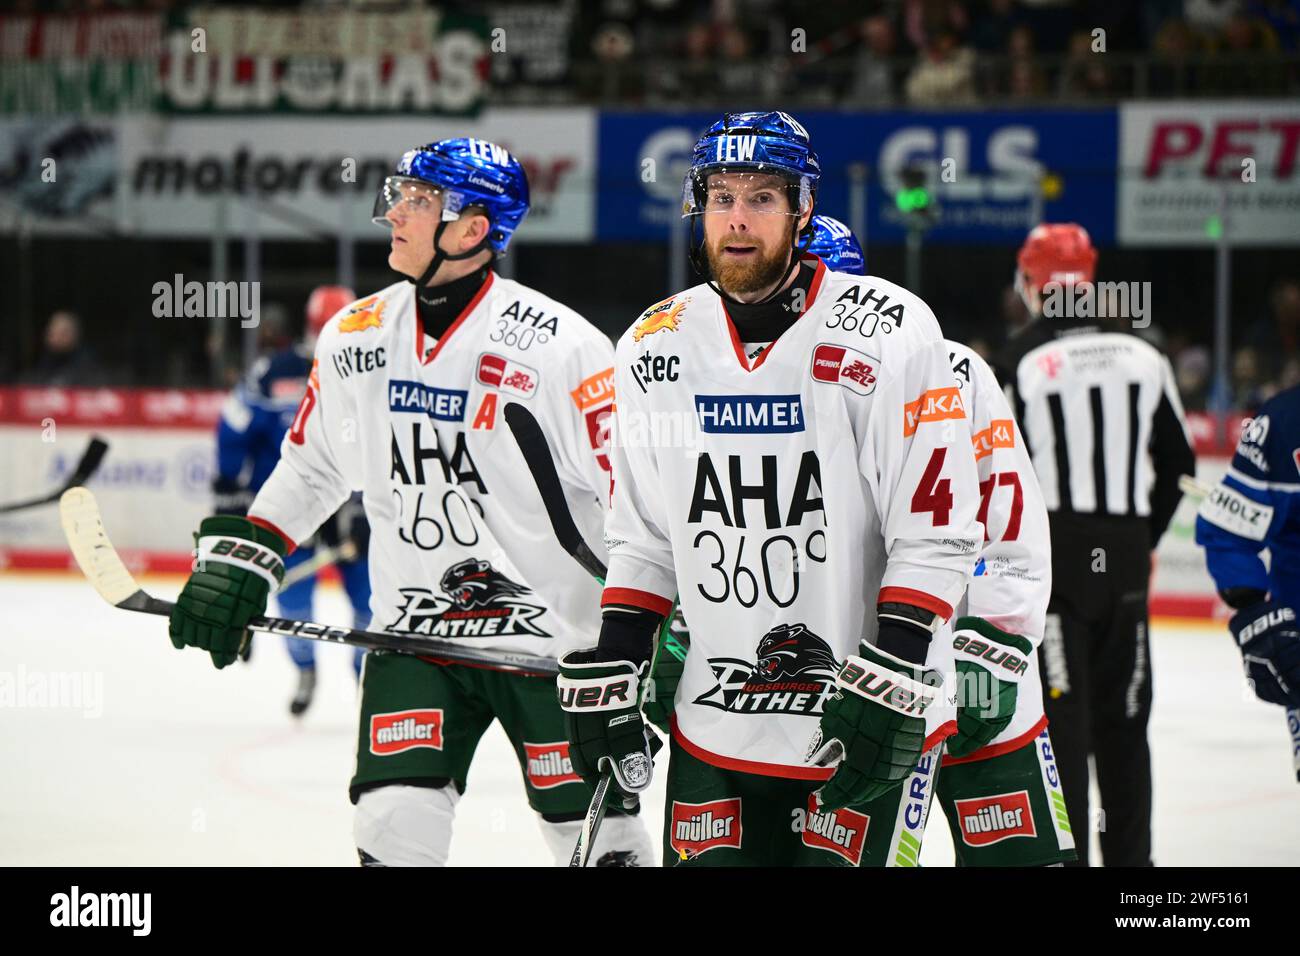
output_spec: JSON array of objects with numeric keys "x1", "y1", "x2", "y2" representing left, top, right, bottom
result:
[
  {"x1": 682, "y1": 111, "x2": 820, "y2": 220},
  {"x1": 807, "y1": 215, "x2": 866, "y2": 275},
  {"x1": 373, "y1": 137, "x2": 530, "y2": 259}
]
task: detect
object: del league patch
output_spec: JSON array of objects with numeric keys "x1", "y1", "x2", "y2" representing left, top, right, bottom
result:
[
  {"x1": 478, "y1": 352, "x2": 539, "y2": 398},
  {"x1": 370, "y1": 709, "x2": 444, "y2": 756},
  {"x1": 811, "y1": 343, "x2": 880, "y2": 396}
]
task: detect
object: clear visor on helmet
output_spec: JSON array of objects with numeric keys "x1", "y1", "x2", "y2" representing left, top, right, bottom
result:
[
  {"x1": 682, "y1": 169, "x2": 811, "y2": 219},
  {"x1": 371, "y1": 176, "x2": 463, "y2": 227}
]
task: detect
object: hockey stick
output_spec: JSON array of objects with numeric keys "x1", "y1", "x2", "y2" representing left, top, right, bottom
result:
[
  {"x1": 0, "y1": 436, "x2": 108, "y2": 514},
  {"x1": 1179, "y1": 473, "x2": 1300, "y2": 781},
  {"x1": 503, "y1": 402, "x2": 677, "y2": 865},
  {"x1": 503, "y1": 402, "x2": 608, "y2": 581},
  {"x1": 58, "y1": 487, "x2": 558, "y2": 676},
  {"x1": 277, "y1": 540, "x2": 359, "y2": 590}
]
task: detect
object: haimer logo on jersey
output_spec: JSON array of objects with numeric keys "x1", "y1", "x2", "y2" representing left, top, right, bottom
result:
[
  {"x1": 670, "y1": 799, "x2": 743, "y2": 860},
  {"x1": 811, "y1": 343, "x2": 881, "y2": 397},
  {"x1": 370, "y1": 709, "x2": 444, "y2": 755},
  {"x1": 955, "y1": 791, "x2": 1036, "y2": 847},
  {"x1": 389, "y1": 380, "x2": 467, "y2": 422},
  {"x1": 693, "y1": 624, "x2": 838, "y2": 715},
  {"x1": 695, "y1": 395, "x2": 804, "y2": 434}
]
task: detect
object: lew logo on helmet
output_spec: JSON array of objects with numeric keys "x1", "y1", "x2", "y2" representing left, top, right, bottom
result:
[{"x1": 694, "y1": 623, "x2": 839, "y2": 716}]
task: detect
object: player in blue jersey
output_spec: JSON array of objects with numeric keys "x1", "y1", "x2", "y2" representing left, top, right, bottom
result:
[
  {"x1": 213, "y1": 285, "x2": 372, "y2": 715},
  {"x1": 1194, "y1": 384, "x2": 1300, "y2": 713}
]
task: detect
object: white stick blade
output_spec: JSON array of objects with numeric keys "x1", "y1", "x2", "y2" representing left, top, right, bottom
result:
[{"x1": 59, "y1": 487, "x2": 145, "y2": 606}]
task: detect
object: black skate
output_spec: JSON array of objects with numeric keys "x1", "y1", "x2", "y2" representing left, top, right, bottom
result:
[{"x1": 289, "y1": 667, "x2": 317, "y2": 717}]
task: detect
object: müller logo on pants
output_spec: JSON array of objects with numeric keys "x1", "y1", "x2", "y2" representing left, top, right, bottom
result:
[
  {"x1": 798, "y1": 794, "x2": 869, "y2": 865},
  {"x1": 955, "y1": 791, "x2": 1036, "y2": 846},
  {"x1": 670, "y1": 799, "x2": 742, "y2": 860},
  {"x1": 370, "y1": 709, "x2": 444, "y2": 756},
  {"x1": 523, "y1": 741, "x2": 581, "y2": 789}
]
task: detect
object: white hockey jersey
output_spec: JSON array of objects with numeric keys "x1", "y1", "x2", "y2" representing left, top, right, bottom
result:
[
  {"x1": 945, "y1": 340, "x2": 1052, "y2": 759},
  {"x1": 249, "y1": 273, "x2": 617, "y2": 659},
  {"x1": 604, "y1": 258, "x2": 983, "y2": 777}
]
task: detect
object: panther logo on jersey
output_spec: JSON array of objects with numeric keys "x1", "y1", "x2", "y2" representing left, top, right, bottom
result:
[
  {"x1": 440, "y1": 558, "x2": 532, "y2": 610},
  {"x1": 755, "y1": 623, "x2": 839, "y2": 681},
  {"x1": 385, "y1": 561, "x2": 550, "y2": 639},
  {"x1": 693, "y1": 623, "x2": 839, "y2": 716}
]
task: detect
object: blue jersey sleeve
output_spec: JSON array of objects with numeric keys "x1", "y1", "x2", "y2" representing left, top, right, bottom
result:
[
  {"x1": 215, "y1": 385, "x2": 258, "y2": 485},
  {"x1": 1196, "y1": 386, "x2": 1300, "y2": 600}
]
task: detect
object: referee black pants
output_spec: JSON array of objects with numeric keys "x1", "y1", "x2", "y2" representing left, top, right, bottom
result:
[{"x1": 1039, "y1": 513, "x2": 1154, "y2": 867}]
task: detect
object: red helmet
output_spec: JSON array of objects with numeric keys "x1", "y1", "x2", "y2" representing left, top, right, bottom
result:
[
  {"x1": 305, "y1": 285, "x2": 356, "y2": 339},
  {"x1": 1016, "y1": 223, "x2": 1097, "y2": 297}
]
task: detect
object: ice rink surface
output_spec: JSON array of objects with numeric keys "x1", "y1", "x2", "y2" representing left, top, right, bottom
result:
[{"x1": 2, "y1": 573, "x2": 1296, "y2": 867}]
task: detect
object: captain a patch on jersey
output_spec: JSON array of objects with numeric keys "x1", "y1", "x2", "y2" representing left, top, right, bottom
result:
[
  {"x1": 693, "y1": 623, "x2": 839, "y2": 716},
  {"x1": 385, "y1": 558, "x2": 551, "y2": 639}
]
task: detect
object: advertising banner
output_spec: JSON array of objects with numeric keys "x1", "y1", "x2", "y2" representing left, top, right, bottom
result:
[
  {"x1": 596, "y1": 109, "x2": 1119, "y2": 245},
  {"x1": 1118, "y1": 101, "x2": 1300, "y2": 247},
  {"x1": 0, "y1": 109, "x2": 596, "y2": 241}
]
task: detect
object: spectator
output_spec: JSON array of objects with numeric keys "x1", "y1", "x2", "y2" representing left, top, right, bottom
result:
[
  {"x1": 1245, "y1": 278, "x2": 1300, "y2": 381},
  {"x1": 1004, "y1": 22, "x2": 1048, "y2": 98},
  {"x1": 905, "y1": 28, "x2": 978, "y2": 104},
  {"x1": 1248, "y1": 0, "x2": 1300, "y2": 52},
  {"x1": 21, "y1": 311, "x2": 104, "y2": 387},
  {"x1": 1186, "y1": 0, "x2": 1245, "y2": 31},
  {"x1": 1176, "y1": 345, "x2": 1213, "y2": 412},
  {"x1": 969, "y1": 0, "x2": 1022, "y2": 53},
  {"x1": 1058, "y1": 28, "x2": 1113, "y2": 98},
  {"x1": 1208, "y1": 12, "x2": 1285, "y2": 92},
  {"x1": 1149, "y1": 17, "x2": 1200, "y2": 95},
  {"x1": 846, "y1": 14, "x2": 904, "y2": 105}
]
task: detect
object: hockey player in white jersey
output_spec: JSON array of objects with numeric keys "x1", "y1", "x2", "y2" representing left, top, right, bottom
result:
[
  {"x1": 167, "y1": 138, "x2": 653, "y2": 866},
  {"x1": 556, "y1": 113, "x2": 984, "y2": 866},
  {"x1": 808, "y1": 216, "x2": 1074, "y2": 864}
]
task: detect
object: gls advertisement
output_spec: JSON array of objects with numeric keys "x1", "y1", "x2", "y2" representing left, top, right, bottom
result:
[{"x1": 596, "y1": 110, "x2": 1117, "y2": 244}]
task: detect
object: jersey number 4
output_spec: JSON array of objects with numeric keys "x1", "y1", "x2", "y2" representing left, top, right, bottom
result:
[{"x1": 911, "y1": 448, "x2": 953, "y2": 525}]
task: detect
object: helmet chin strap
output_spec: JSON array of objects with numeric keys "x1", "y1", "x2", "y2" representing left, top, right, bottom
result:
[{"x1": 407, "y1": 220, "x2": 492, "y2": 289}]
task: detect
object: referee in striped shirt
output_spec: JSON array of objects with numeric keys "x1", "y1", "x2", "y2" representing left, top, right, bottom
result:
[{"x1": 994, "y1": 224, "x2": 1196, "y2": 866}]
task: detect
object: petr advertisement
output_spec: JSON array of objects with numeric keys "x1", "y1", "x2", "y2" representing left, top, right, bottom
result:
[{"x1": 1118, "y1": 101, "x2": 1300, "y2": 247}]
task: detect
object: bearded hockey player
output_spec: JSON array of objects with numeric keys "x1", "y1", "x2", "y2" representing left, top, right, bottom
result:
[
  {"x1": 168, "y1": 138, "x2": 653, "y2": 866},
  {"x1": 213, "y1": 284, "x2": 371, "y2": 715},
  {"x1": 557, "y1": 112, "x2": 983, "y2": 867},
  {"x1": 994, "y1": 223, "x2": 1195, "y2": 865},
  {"x1": 1195, "y1": 384, "x2": 1300, "y2": 714},
  {"x1": 808, "y1": 215, "x2": 1075, "y2": 865}
]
